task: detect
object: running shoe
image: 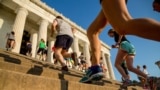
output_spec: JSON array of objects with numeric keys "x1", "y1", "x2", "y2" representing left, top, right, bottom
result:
[
  {"x1": 122, "y1": 79, "x2": 132, "y2": 87},
  {"x1": 79, "y1": 65, "x2": 104, "y2": 83}
]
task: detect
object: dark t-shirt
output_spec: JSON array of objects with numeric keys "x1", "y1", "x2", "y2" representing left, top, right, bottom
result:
[{"x1": 113, "y1": 31, "x2": 129, "y2": 43}]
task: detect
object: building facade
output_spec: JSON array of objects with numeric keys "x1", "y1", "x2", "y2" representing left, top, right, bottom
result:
[{"x1": 0, "y1": 0, "x2": 115, "y2": 80}]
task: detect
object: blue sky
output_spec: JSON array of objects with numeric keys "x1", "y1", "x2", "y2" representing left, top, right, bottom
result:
[{"x1": 42, "y1": 0, "x2": 160, "y2": 81}]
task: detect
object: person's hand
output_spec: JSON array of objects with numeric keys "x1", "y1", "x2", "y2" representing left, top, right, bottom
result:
[
  {"x1": 111, "y1": 44, "x2": 119, "y2": 48},
  {"x1": 153, "y1": 0, "x2": 160, "y2": 12},
  {"x1": 111, "y1": 45, "x2": 116, "y2": 48}
]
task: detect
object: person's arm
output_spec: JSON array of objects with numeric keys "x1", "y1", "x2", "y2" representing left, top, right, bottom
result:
[{"x1": 51, "y1": 19, "x2": 57, "y2": 37}]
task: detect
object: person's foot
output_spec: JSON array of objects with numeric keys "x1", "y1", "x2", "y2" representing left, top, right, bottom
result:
[
  {"x1": 61, "y1": 66, "x2": 69, "y2": 71},
  {"x1": 79, "y1": 65, "x2": 104, "y2": 83},
  {"x1": 8, "y1": 48, "x2": 12, "y2": 51},
  {"x1": 122, "y1": 79, "x2": 132, "y2": 87}
]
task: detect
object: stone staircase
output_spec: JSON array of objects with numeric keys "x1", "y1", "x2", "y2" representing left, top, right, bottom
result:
[{"x1": 0, "y1": 48, "x2": 143, "y2": 90}]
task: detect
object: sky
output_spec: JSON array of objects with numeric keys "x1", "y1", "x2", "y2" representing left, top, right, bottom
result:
[{"x1": 41, "y1": 0, "x2": 160, "y2": 81}]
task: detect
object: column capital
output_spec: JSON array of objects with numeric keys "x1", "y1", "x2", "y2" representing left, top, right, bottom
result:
[
  {"x1": 37, "y1": 19, "x2": 49, "y2": 26},
  {"x1": 73, "y1": 36, "x2": 79, "y2": 42},
  {"x1": 73, "y1": 35, "x2": 78, "y2": 38},
  {"x1": 15, "y1": 7, "x2": 28, "y2": 16},
  {"x1": 29, "y1": 29, "x2": 37, "y2": 34}
]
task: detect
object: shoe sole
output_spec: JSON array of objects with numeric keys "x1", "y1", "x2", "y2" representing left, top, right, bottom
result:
[{"x1": 80, "y1": 72, "x2": 104, "y2": 83}]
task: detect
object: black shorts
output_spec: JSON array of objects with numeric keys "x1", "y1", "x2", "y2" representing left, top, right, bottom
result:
[
  {"x1": 26, "y1": 47, "x2": 32, "y2": 53},
  {"x1": 8, "y1": 39, "x2": 15, "y2": 41},
  {"x1": 54, "y1": 35, "x2": 73, "y2": 51},
  {"x1": 37, "y1": 48, "x2": 45, "y2": 54}
]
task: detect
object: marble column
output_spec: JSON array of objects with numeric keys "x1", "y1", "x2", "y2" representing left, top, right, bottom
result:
[
  {"x1": 47, "y1": 40, "x2": 55, "y2": 63},
  {"x1": 72, "y1": 36, "x2": 79, "y2": 65},
  {"x1": 30, "y1": 31, "x2": 38, "y2": 58},
  {"x1": 106, "y1": 54, "x2": 116, "y2": 80},
  {"x1": 101, "y1": 51, "x2": 110, "y2": 78},
  {"x1": 38, "y1": 19, "x2": 48, "y2": 43},
  {"x1": 83, "y1": 42, "x2": 91, "y2": 67},
  {"x1": 12, "y1": 8, "x2": 28, "y2": 53}
]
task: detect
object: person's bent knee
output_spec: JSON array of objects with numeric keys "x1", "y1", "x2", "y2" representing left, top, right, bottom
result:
[{"x1": 87, "y1": 30, "x2": 100, "y2": 40}]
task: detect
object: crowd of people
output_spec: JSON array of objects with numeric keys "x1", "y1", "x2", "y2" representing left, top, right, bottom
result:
[{"x1": 5, "y1": 0, "x2": 160, "y2": 89}]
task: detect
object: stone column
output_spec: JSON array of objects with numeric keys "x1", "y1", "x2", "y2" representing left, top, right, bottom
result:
[
  {"x1": 101, "y1": 51, "x2": 110, "y2": 78},
  {"x1": 38, "y1": 19, "x2": 48, "y2": 43},
  {"x1": 72, "y1": 36, "x2": 79, "y2": 65},
  {"x1": 83, "y1": 42, "x2": 91, "y2": 67},
  {"x1": 73, "y1": 36, "x2": 79, "y2": 54},
  {"x1": 30, "y1": 31, "x2": 38, "y2": 58},
  {"x1": 106, "y1": 54, "x2": 116, "y2": 80},
  {"x1": 47, "y1": 40, "x2": 55, "y2": 63},
  {"x1": 12, "y1": 8, "x2": 28, "y2": 53}
]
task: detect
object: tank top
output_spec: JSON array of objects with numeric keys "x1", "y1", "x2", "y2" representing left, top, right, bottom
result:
[{"x1": 113, "y1": 31, "x2": 130, "y2": 43}]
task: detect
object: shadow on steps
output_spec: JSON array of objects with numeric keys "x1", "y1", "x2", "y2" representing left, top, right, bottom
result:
[{"x1": 0, "y1": 53, "x2": 21, "y2": 64}]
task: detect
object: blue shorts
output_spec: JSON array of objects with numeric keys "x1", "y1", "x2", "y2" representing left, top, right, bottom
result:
[{"x1": 120, "y1": 41, "x2": 136, "y2": 55}]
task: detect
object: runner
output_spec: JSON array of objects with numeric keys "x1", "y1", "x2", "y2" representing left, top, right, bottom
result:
[
  {"x1": 107, "y1": 29, "x2": 142, "y2": 87},
  {"x1": 6, "y1": 31, "x2": 16, "y2": 51},
  {"x1": 51, "y1": 16, "x2": 77, "y2": 71}
]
